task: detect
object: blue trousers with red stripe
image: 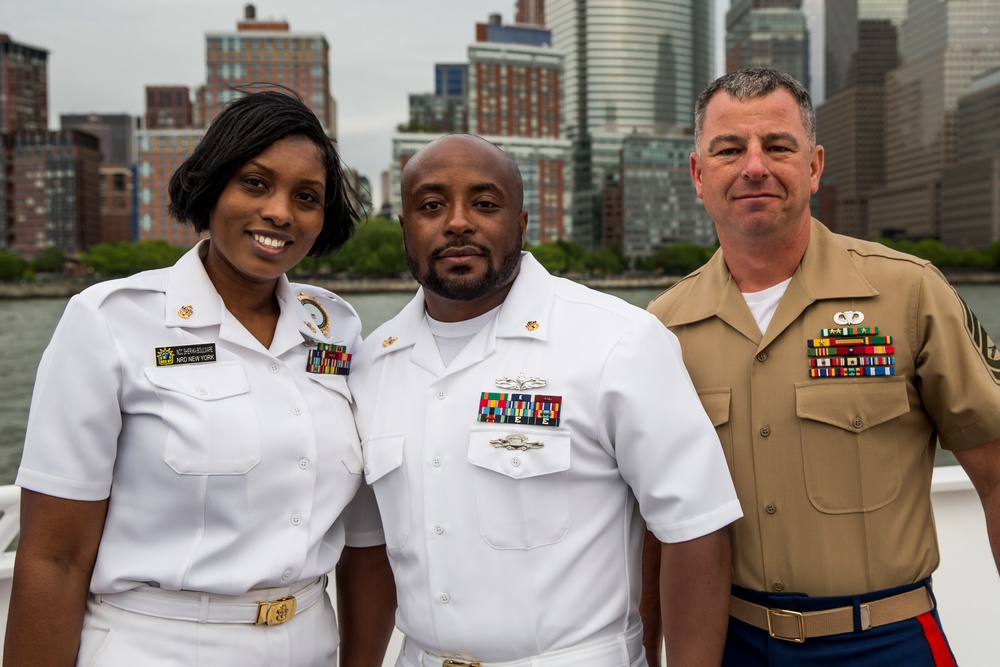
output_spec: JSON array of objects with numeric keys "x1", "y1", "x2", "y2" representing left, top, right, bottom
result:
[{"x1": 722, "y1": 580, "x2": 958, "y2": 667}]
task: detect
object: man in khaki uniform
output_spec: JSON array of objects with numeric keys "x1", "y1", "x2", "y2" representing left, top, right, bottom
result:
[{"x1": 642, "y1": 67, "x2": 1000, "y2": 666}]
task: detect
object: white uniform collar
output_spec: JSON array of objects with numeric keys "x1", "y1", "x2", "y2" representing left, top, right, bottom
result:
[
  {"x1": 371, "y1": 252, "x2": 555, "y2": 359},
  {"x1": 163, "y1": 240, "x2": 329, "y2": 353}
]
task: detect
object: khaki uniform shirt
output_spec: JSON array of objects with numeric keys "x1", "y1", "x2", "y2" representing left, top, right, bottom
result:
[{"x1": 648, "y1": 219, "x2": 1000, "y2": 597}]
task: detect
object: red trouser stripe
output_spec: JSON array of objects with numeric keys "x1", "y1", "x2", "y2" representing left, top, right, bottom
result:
[{"x1": 916, "y1": 612, "x2": 956, "y2": 667}]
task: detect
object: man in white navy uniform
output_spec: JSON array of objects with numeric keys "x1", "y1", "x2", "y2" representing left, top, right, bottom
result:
[{"x1": 344, "y1": 134, "x2": 743, "y2": 666}]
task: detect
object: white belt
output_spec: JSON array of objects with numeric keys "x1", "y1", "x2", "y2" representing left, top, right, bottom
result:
[
  {"x1": 94, "y1": 576, "x2": 326, "y2": 626},
  {"x1": 401, "y1": 624, "x2": 644, "y2": 667}
]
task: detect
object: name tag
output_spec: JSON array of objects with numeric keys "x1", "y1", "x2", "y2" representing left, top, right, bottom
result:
[{"x1": 155, "y1": 344, "x2": 217, "y2": 366}]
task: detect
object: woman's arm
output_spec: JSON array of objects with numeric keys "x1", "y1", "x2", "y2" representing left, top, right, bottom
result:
[{"x1": 3, "y1": 490, "x2": 108, "y2": 667}]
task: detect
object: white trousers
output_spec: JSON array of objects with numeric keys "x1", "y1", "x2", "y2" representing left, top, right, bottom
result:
[
  {"x1": 396, "y1": 623, "x2": 646, "y2": 667},
  {"x1": 76, "y1": 588, "x2": 339, "y2": 666}
]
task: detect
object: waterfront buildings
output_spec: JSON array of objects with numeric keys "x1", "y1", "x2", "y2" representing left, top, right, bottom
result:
[
  {"x1": 940, "y1": 67, "x2": 1000, "y2": 249},
  {"x1": 135, "y1": 130, "x2": 203, "y2": 247},
  {"x1": 202, "y1": 4, "x2": 336, "y2": 134},
  {"x1": 869, "y1": 0, "x2": 1000, "y2": 241},
  {"x1": 407, "y1": 64, "x2": 468, "y2": 133},
  {"x1": 726, "y1": 0, "x2": 810, "y2": 89},
  {"x1": 515, "y1": 0, "x2": 546, "y2": 27},
  {"x1": 546, "y1": 0, "x2": 715, "y2": 248},
  {"x1": 145, "y1": 86, "x2": 193, "y2": 130},
  {"x1": 816, "y1": 0, "x2": 907, "y2": 238}
]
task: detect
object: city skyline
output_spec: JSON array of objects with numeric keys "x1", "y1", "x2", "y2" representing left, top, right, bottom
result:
[{"x1": 5, "y1": 0, "x2": 755, "y2": 208}]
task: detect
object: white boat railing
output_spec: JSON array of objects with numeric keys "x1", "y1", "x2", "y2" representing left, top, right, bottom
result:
[{"x1": 0, "y1": 469, "x2": 994, "y2": 665}]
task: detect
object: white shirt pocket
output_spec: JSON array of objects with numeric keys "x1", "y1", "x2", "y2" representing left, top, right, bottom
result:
[
  {"x1": 361, "y1": 432, "x2": 409, "y2": 550},
  {"x1": 467, "y1": 425, "x2": 571, "y2": 549},
  {"x1": 144, "y1": 361, "x2": 261, "y2": 475}
]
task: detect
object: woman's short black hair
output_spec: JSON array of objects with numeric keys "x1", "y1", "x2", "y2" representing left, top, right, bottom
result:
[{"x1": 168, "y1": 88, "x2": 360, "y2": 257}]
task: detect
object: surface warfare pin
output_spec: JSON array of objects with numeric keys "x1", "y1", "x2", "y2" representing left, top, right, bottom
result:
[{"x1": 155, "y1": 344, "x2": 217, "y2": 366}]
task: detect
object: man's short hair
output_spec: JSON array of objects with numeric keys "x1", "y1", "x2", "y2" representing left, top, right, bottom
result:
[{"x1": 694, "y1": 67, "x2": 816, "y2": 153}]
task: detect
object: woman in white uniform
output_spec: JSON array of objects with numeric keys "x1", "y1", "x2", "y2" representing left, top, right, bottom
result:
[{"x1": 4, "y1": 91, "x2": 387, "y2": 666}]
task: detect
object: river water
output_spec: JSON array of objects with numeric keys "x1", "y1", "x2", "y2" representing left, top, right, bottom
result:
[{"x1": 1, "y1": 283, "x2": 997, "y2": 484}]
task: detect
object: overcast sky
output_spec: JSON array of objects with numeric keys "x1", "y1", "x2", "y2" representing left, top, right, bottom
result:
[{"x1": 6, "y1": 0, "x2": 821, "y2": 206}]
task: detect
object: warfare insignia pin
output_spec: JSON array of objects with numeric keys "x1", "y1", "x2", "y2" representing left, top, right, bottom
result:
[{"x1": 495, "y1": 371, "x2": 547, "y2": 391}]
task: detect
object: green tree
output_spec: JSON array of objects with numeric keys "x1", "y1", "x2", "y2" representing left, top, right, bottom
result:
[
  {"x1": 646, "y1": 243, "x2": 713, "y2": 274},
  {"x1": 316, "y1": 217, "x2": 408, "y2": 277},
  {"x1": 82, "y1": 240, "x2": 187, "y2": 278},
  {"x1": 526, "y1": 243, "x2": 568, "y2": 273},
  {"x1": 0, "y1": 252, "x2": 27, "y2": 280},
  {"x1": 31, "y1": 247, "x2": 66, "y2": 274}
]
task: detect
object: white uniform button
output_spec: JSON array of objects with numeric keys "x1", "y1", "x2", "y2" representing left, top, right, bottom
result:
[
  {"x1": 269, "y1": 363, "x2": 280, "y2": 374},
  {"x1": 436, "y1": 390, "x2": 447, "y2": 400},
  {"x1": 511, "y1": 456, "x2": 521, "y2": 467},
  {"x1": 292, "y1": 406, "x2": 303, "y2": 416},
  {"x1": 298, "y1": 458, "x2": 310, "y2": 470},
  {"x1": 197, "y1": 387, "x2": 208, "y2": 396},
  {"x1": 291, "y1": 513, "x2": 302, "y2": 526},
  {"x1": 432, "y1": 456, "x2": 442, "y2": 467},
  {"x1": 434, "y1": 524, "x2": 444, "y2": 535},
  {"x1": 364, "y1": 465, "x2": 371, "y2": 475},
  {"x1": 439, "y1": 593, "x2": 450, "y2": 604},
  {"x1": 281, "y1": 570, "x2": 293, "y2": 581}
]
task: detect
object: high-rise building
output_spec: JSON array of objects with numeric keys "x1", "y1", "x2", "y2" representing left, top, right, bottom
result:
[
  {"x1": 7, "y1": 130, "x2": 102, "y2": 258},
  {"x1": 515, "y1": 0, "x2": 546, "y2": 27},
  {"x1": 547, "y1": 0, "x2": 714, "y2": 247},
  {"x1": 816, "y1": 0, "x2": 907, "y2": 239},
  {"x1": 940, "y1": 67, "x2": 1000, "y2": 249},
  {"x1": 60, "y1": 114, "x2": 136, "y2": 166},
  {"x1": 825, "y1": 0, "x2": 908, "y2": 99},
  {"x1": 145, "y1": 86, "x2": 193, "y2": 130},
  {"x1": 869, "y1": 0, "x2": 1000, "y2": 241},
  {"x1": 202, "y1": 5, "x2": 334, "y2": 131},
  {"x1": 99, "y1": 166, "x2": 135, "y2": 244},
  {"x1": 135, "y1": 129, "x2": 204, "y2": 247},
  {"x1": 618, "y1": 134, "x2": 715, "y2": 256},
  {"x1": 407, "y1": 64, "x2": 468, "y2": 133},
  {"x1": 726, "y1": 0, "x2": 810, "y2": 88},
  {"x1": 0, "y1": 34, "x2": 47, "y2": 134},
  {"x1": 467, "y1": 41, "x2": 561, "y2": 138}
]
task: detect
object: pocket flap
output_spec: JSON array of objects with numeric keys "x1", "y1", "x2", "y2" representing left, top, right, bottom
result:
[
  {"x1": 795, "y1": 377, "x2": 910, "y2": 432},
  {"x1": 143, "y1": 361, "x2": 249, "y2": 400},
  {"x1": 307, "y1": 372, "x2": 353, "y2": 403},
  {"x1": 697, "y1": 388, "x2": 732, "y2": 428},
  {"x1": 467, "y1": 426, "x2": 571, "y2": 479},
  {"x1": 361, "y1": 433, "x2": 405, "y2": 484}
]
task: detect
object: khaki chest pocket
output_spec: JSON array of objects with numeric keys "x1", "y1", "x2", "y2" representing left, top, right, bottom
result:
[
  {"x1": 468, "y1": 426, "x2": 571, "y2": 550},
  {"x1": 795, "y1": 377, "x2": 910, "y2": 513},
  {"x1": 144, "y1": 361, "x2": 261, "y2": 475}
]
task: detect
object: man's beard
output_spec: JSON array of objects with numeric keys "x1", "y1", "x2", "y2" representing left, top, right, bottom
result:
[{"x1": 407, "y1": 232, "x2": 523, "y2": 302}]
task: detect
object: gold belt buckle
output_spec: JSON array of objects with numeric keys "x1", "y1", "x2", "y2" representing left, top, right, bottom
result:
[
  {"x1": 443, "y1": 661, "x2": 481, "y2": 667},
  {"x1": 255, "y1": 595, "x2": 297, "y2": 626},
  {"x1": 766, "y1": 607, "x2": 806, "y2": 643}
]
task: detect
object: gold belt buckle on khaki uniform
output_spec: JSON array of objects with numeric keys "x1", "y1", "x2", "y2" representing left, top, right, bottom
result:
[
  {"x1": 443, "y1": 661, "x2": 481, "y2": 667},
  {"x1": 254, "y1": 595, "x2": 297, "y2": 625},
  {"x1": 732, "y1": 585, "x2": 933, "y2": 643}
]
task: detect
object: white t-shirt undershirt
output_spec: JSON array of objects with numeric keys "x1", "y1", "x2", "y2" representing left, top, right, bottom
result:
[
  {"x1": 742, "y1": 278, "x2": 792, "y2": 335},
  {"x1": 426, "y1": 305, "x2": 501, "y2": 366}
]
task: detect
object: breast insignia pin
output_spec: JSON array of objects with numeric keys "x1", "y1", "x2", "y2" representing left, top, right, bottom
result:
[
  {"x1": 177, "y1": 305, "x2": 194, "y2": 319},
  {"x1": 490, "y1": 433, "x2": 544, "y2": 450},
  {"x1": 297, "y1": 294, "x2": 330, "y2": 334},
  {"x1": 833, "y1": 310, "x2": 864, "y2": 326},
  {"x1": 496, "y1": 371, "x2": 547, "y2": 390}
]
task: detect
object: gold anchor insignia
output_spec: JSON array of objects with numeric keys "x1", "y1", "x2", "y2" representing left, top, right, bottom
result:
[
  {"x1": 526, "y1": 320, "x2": 539, "y2": 331},
  {"x1": 490, "y1": 433, "x2": 544, "y2": 450},
  {"x1": 177, "y1": 305, "x2": 193, "y2": 319},
  {"x1": 382, "y1": 336, "x2": 398, "y2": 348},
  {"x1": 297, "y1": 294, "x2": 330, "y2": 334},
  {"x1": 496, "y1": 371, "x2": 547, "y2": 390},
  {"x1": 834, "y1": 310, "x2": 864, "y2": 326}
]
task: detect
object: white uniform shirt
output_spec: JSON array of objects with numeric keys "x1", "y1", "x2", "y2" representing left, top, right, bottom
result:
[
  {"x1": 17, "y1": 241, "x2": 366, "y2": 595},
  {"x1": 348, "y1": 253, "x2": 742, "y2": 662}
]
